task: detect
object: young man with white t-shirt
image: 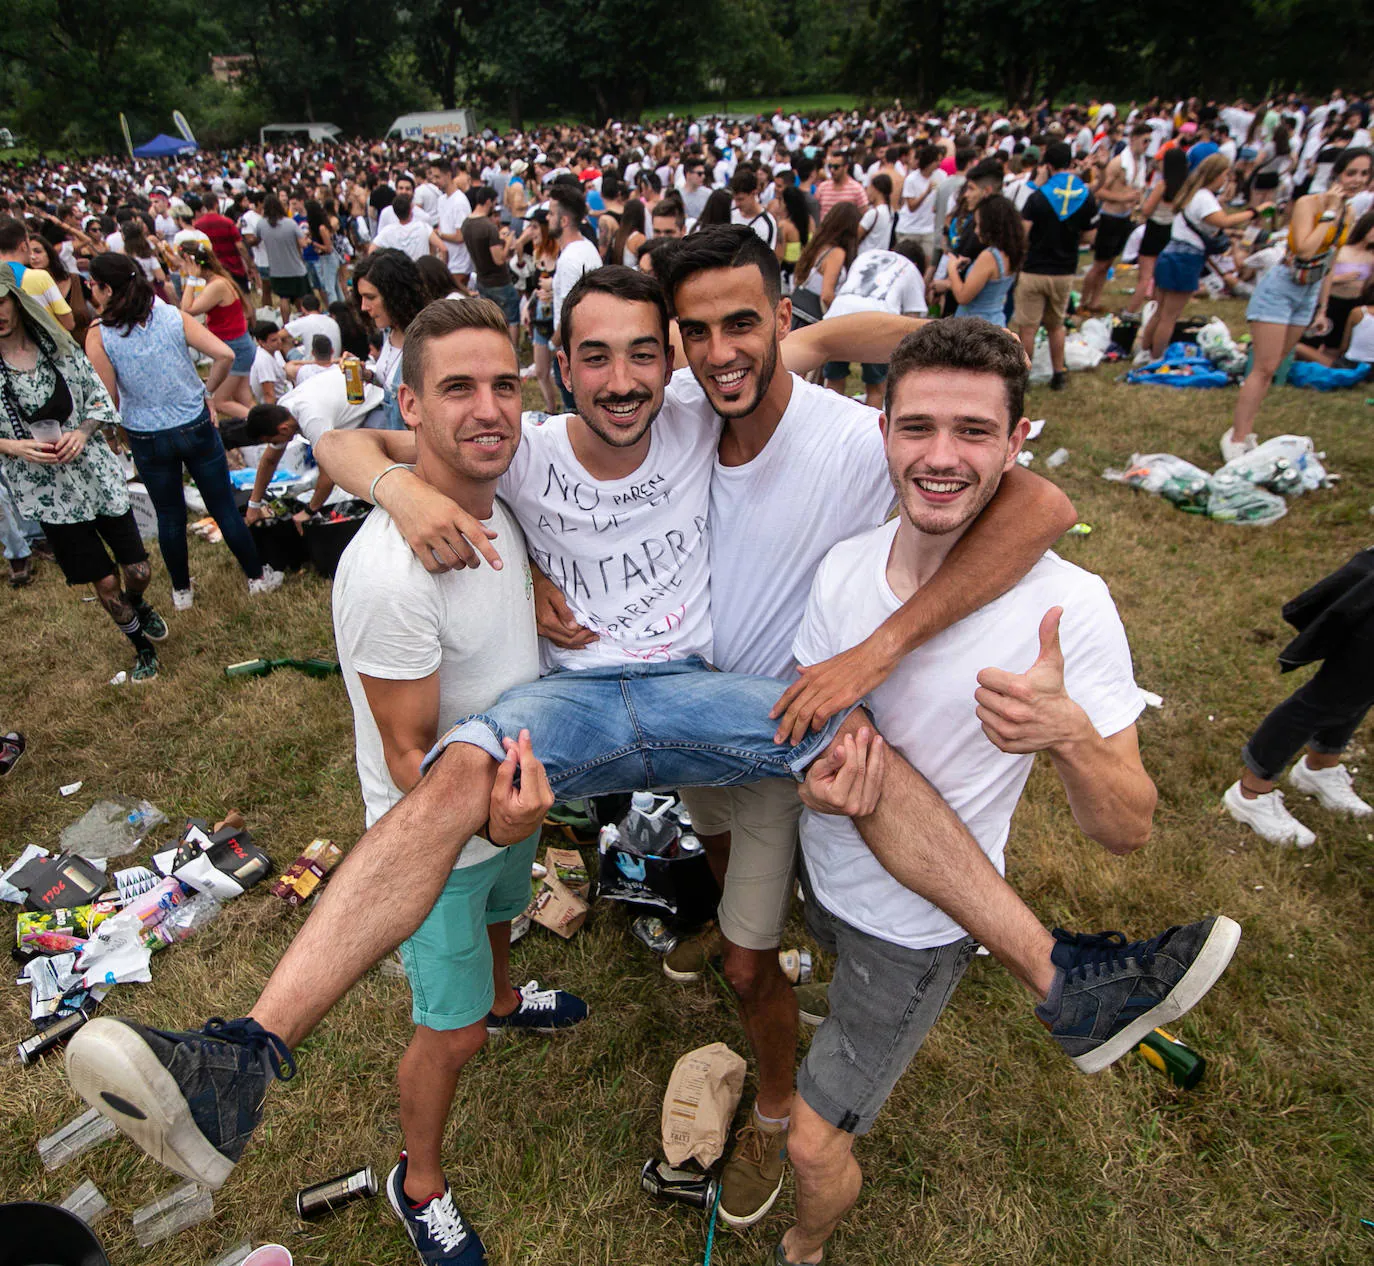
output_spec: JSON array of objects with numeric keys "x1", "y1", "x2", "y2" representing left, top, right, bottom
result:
[
  {"x1": 434, "y1": 161, "x2": 474, "y2": 287},
  {"x1": 372, "y1": 194, "x2": 445, "y2": 262},
  {"x1": 67, "y1": 255, "x2": 1240, "y2": 1231},
  {"x1": 247, "y1": 321, "x2": 290, "y2": 406},
  {"x1": 332, "y1": 297, "x2": 584, "y2": 1266},
  {"x1": 548, "y1": 184, "x2": 603, "y2": 408},
  {"x1": 775, "y1": 319, "x2": 1235, "y2": 1266},
  {"x1": 896, "y1": 144, "x2": 944, "y2": 265}
]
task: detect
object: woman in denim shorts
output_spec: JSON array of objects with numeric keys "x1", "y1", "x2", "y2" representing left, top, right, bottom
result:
[{"x1": 1226, "y1": 146, "x2": 1373, "y2": 461}]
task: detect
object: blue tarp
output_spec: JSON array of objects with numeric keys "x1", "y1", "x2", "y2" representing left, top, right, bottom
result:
[
  {"x1": 1285, "y1": 361, "x2": 1371, "y2": 391},
  {"x1": 1124, "y1": 343, "x2": 1231, "y2": 389},
  {"x1": 132, "y1": 133, "x2": 198, "y2": 158}
]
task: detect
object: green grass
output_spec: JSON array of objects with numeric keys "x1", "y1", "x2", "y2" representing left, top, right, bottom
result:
[{"x1": 3, "y1": 280, "x2": 1374, "y2": 1264}]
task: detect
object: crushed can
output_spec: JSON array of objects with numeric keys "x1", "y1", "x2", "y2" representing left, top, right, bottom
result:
[{"x1": 640, "y1": 1157, "x2": 718, "y2": 1211}]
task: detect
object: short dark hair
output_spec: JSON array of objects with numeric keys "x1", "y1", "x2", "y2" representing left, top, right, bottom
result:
[
  {"x1": 967, "y1": 158, "x2": 1005, "y2": 188},
  {"x1": 311, "y1": 334, "x2": 333, "y2": 358},
  {"x1": 549, "y1": 184, "x2": 586, "y2": 223},
  {"x1": 659, "y1": 224, "x2": 781, "y2": 311},
  {"x1": 400, "y1": 297, "x2": 510, "y2": 391},
  {"x1": 0, "y1": 215, "x2": 28, "y2": 253},
  {"x1": 299, "y1": 293, "x2": 321, "y2": 312},
  {"x1": 652, "y1": 194, "x2": 685, "y2": 227},
  {"x1": 1045, "y1": 142, "x2": 1073, "y2": 171},
  {"x1": 245, "y1": 403, "x2": 294, "y2": 441},
  {"x1": 729, "y1": 169, "x2": 758, "y2": 196},
  {"x1": 883, "y1": 317, "x2": 1027, "y2": 432},
  {"x1": 253, "y1": 320, "x2": 280, "y2": 341},
  {"x1": 391, "y1": 192, "x2": 413, "y2": 220},
  {"x1": 470, "y1": 185, "x2": 496, "y2": 209},
  {"x1": 560, "y1": 264, "x2": 669, "y2": 356}
]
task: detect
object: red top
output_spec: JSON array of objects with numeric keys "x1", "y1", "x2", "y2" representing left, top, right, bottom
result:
[
  {"x1": 203, "y1": 287, "x2": 247, "y2": 341},
  {"x1": 194, "y1": 213, "x2": 247, "y2": 279}
]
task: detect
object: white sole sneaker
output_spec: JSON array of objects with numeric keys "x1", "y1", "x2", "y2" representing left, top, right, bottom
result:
[
  {"x1": 65, "y1": 1018, "x2": 235, "y2": 1189},
  {"x1": 1222, "y1": 781, "x2": 1316, "y2": 847},
  {"x1": 718, "y1": 1176, "x2": 784, "y2": 1229},
  {"x1": 1287, "y1": 758, "x2": 1374, "y2": 816}
]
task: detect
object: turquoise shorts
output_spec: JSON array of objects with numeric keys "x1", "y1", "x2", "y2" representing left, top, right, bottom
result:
[{"x1": 398, "y1": 830, "x2": 540, "y2": 1031}]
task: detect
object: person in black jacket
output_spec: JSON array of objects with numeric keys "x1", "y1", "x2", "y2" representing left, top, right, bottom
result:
[{"x1": 1222, "y1": 549, "x2": 1374, "y2": 845}]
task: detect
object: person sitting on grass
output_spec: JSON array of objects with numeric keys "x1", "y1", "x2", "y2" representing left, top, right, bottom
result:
[{"x1": 287, "y1": 334, "x2": 336, "y2": 386}]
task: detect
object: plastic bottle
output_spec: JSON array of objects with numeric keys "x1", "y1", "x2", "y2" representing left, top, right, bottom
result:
[
  {"x1": 622, "y1": 792, "x2": 680, "y2": 855},
  {"x1": 37, "y1": 1106, "x2": 118, "y2": 1170},
  {"x1": 131, "y1": 1180, "x2": 216, "y2": 1247}
]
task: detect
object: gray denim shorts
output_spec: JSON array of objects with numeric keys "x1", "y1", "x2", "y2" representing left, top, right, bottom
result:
[{"x1": 797, "y1": 865, "x2": 977, "y2": 1135}]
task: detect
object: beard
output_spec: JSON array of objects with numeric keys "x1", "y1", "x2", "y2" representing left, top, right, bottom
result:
[{"x1": 707, "y1": 334, "x2": 779, "y2": 420}]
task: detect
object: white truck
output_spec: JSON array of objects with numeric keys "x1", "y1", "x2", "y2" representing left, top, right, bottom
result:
[{"x1": 385, "y1": 110, "x2": 478, "y2": 143}]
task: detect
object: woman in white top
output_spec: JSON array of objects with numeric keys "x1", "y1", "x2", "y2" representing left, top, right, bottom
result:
[
  {"x1": 791, "y1": 203, "x2": 861, "y2": 326},
  {"x1": 1142, "y1": 155, "x2": 1265, "y2": 362},
  {"x1": 857, "y1": 176, "x2": 894, "y2": 256},
  {"x1": 1338, "y1": 281, "x2": 1374, "y2": 364}
]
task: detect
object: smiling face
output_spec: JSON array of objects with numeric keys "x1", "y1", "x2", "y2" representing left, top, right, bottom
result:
[
  {"x1": 881, "y1": 368, "x2": 1029, "y2": 538},
  {"x1": 559, "y1": 291, "x2": 671, "y2": 449},
  {"x1": 1338, "y1": 153, "x2": 1372, "y2": 196},
  {"x1": 399, "y1": 327, "x2": 522, "y2": 483},
  {"x1": 673, "y1": 266, "x2": 789, "y2": 421}
]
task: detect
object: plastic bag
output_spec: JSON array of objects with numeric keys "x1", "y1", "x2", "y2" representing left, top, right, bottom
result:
[
  {"x1": 1102, "y1": 453, "x2": 1212, "y2": 509},
  {"x1": 59, "y1": 799, "x2": 167, "y2": 860},
  {"x1": 1029, "y1": 330, "x2": 1052, "y2": 384},
  {"x1": 1077, "y1": 316, "x2": 1114, "y2": 352},
  {"x1": 1196, "y1": 317, "x2": 1248, "y2": 375},
  {"x1": 1215, "y1": 434, "x2": 1327, "y2": 496},
  {"x1": 1205, "y1": 472, "x2": 1289, "y2": 525},
  {"x1": 1063, "y1": 335, "x2": 1106, "y2": 371}
]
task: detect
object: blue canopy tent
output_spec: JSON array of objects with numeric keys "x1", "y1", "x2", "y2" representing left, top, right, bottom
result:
[{"x1": 132, "y1": 133, "x2": 198, "y2": 158}]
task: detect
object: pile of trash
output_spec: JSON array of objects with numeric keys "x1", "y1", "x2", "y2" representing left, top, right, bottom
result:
[
  {"x1": 1103, "y1": 436, "x2": 1333, "y2": 526},
  {"x1": 1029, "y1": 316, "x2": 1117, "y2": 383},
  {"x1": 1124, "y1": 317, "x2": 1250, "y2": 387}
]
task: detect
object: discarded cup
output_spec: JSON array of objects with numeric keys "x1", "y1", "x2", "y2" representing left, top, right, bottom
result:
[
  {"x1": 38, "y1": 1106, "x2": 118, "y2": 1171},
  {"x1": 1046, "y1": 447, "x2": 1071, "y2": 468},
  {"x1": 243, "y1": 1247, "x2": 295, "y2": 1266},
  {"x1": 131, "y1": 1180, "x2": 216, "y2": 1247},
  {"x1": 60, "y1": 1177, "x2": 109, "y2": 1228}
]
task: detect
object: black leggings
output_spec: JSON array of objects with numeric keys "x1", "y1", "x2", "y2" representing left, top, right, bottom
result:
[{"x1": 1242, "y1": 611, "x2": 1374, "y2": 781}]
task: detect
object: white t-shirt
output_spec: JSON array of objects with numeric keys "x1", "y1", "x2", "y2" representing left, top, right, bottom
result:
[
  {"x1": 239, "y1": 209, "x2": 269, "y2": 268},
  {"x1": 498, "y1": 376, "x2": 718, "y2": 670},
  {"x1": 706, "y1": 374, "x2": 893, "y2": 678},
  {"x1": 796, "y1": 523, "x2": 1144, "y2": 949},
  {"x1": 438, "y1": 188, "x2": 473, "y2": 274},
  {"x1": 293, "y1": 362, "x2": 333, "y2": 386},
  {"x1": 373, "y1": 219, "x2": 434, "y2": 261},
  {"x1": 730, "y1": 208, "x2": 779, "y2": 249},
  {"x1": 857, "y1": 204, "x2": 893, "y2": 255},
  {"x1": 278, "y1": 367, "x2": 384, "y2": 445},
  {"x1": 333, "y1": 502, "x2": 539, "y2": 871},
  {"x1": 249, "y1": 346, "x2": 288, "y2": 404},
  {"x1": 897, "y1": 170, "x2": 938, "y2": 234},
  {"x1": 826, "y1": 250, "x2": 928, "y2": 318},
  {"x1": 155, "y1": 213, "x2": 179, "y2": 243},
  {"x1": 1171, "y1": 188, "x2": 1223, "y2": 250},
  {"x1": 412, "y1": 181, "x2": 441, "y2": 227},
  {"x1": 551, "y1": 238, "x2": 603, "y2": 333},
  {"x1": 285, "y1": 312, "x2": 342, "y2": 356}
]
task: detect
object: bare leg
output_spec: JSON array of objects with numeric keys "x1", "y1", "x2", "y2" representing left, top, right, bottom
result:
[
  {"x1": 723, "y1": 942, "x2": 799, "y2": 1119},
  {"x1": 1123, "y1": 255, "x2": 1156, "y2": 314},
  {"x1": 1148, "y1": 290, "x2": 1190, "y2": 360},
  {"x1": 780, "y1": 1097, "x2": 861, "y2": 1265},
  {"x1": 486, "y1": 921, "x2": 518, "y2": 1017},
  {"x1": 1239, "y1": 745, "x2": 1343, "y2": 797},
  {"x1": 533, "y1": 342, "x2": 558, "y2": 413},
  {"x1": 864, "y1": 381, "x2": 884, "y2": 410},
  {"x1": 824, "y1": 712, "x2": 1056, "y2": 997},
  {"x1": 396, "y1": 1022, "x2": 486, "y2": 1203},
  {"x1": 1017, "y1": 323, "x2": 1038, "y2": 363},
  {"x1": 249, "y1": 744, "x2": 498, "y2": 1047},
  {"x1": 1081, "y1": 260, "x2": 1110, "y2": 311},
  {"x1": 824, "y1": 377, "x2": 847, "y2": 396},
  {"x1": 1231, "y1": 321, "x2": 1306, "y2": 444},
  {"x1": 119, "y1": 559, "x2": 152, "y2": 602},
  {"x1": 698, "y1": 828, "x2": 730, "y2": 893},
  {"x1": 1047, "y1": 325, "x2": 1067, "y2": 375}
]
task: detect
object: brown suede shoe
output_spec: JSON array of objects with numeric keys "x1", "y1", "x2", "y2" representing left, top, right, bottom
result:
[{"x1": 719, "y1": 1117, "x2": 787, "y2": 1227}]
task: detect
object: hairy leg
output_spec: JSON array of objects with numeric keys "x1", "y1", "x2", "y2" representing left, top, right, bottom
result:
[
  {"x1": 397, "y1": 1022, "x2": 487, "y2": 1203},
  {"x1": 781, "y1": 1097, "x2": 861, "y2": 1265},
  {"x1": 723, "y1": 941, "x2": 799, "y2": 1119}
]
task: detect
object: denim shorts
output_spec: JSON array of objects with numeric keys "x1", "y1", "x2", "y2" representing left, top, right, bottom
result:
[
  {"x1": 796, "y1": 864, "x2": 977, "y2": 1135},
  {"x1": 227, "y1": 332, "x2": 256, "y2": 376},
  {"x1": 1154, "y1": 243, "x2": 1206, "y2": 294},
  {"x1": 421, "y1": 656, "x2": 850, "y2": 799},
  {"x1": 1246, "y1": 264, "x2": 1321, "y2": 327},
  {"x1": 477, "y1": 281, "x2": 521, "y2": 325},
  {"x1": 824, "y1": 361, "x2": 888, "y2": 386},
  {"x1": 398, "y1": 830, "x2": 540, "y2": 1031}
]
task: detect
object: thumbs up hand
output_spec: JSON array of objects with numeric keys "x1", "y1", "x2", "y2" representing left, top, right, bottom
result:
[{"x1": 974, "y1": 607, "x2": 1094, "y2": 754}]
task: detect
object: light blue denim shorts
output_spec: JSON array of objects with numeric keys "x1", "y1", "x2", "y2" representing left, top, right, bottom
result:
[{"x1": 1246, "y1": 264, "x2": 1321, "y2": 327}]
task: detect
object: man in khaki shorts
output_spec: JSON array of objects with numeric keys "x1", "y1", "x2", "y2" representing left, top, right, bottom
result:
[{"x1": 1013, "y1": 141, "x2": 1097, "y2": 391}]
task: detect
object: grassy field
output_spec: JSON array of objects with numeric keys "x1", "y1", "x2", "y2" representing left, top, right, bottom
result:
[
  {"x1": 651, "y1": 95, "x2": 862, "y2": 122},
  {"x1": 3, "y1": 280, "x2": 1374, "y2": 1266}
]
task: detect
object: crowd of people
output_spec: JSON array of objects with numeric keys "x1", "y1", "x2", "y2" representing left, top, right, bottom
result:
[{"x1": 2, "y1": 90, "x2": 1371, "y2": 1266}]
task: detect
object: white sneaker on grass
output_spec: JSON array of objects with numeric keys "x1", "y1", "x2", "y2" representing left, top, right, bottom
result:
[
  {"x1": 248, "y1": 565, "x2": 284, "y2": 596},
  {"x1": 1220, "y1": 428, "x2": 1258, "y2": 463},
  {"x1": 172, "y1": 583, "x2": 195, "y2": 611},
  {"x1": 1288, "y1": 757, "x2": 1374, "y2": 817},
  {"x1": 1222, "y1": 781, "x2": 1316, "y2": 847}
]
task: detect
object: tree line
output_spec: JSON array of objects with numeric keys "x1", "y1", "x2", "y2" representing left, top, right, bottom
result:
[{"x1": 0, "y1": 0, "x2": 1365, "y2": 151}]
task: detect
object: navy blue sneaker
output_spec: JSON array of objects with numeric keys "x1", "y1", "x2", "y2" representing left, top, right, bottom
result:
[
  {"x1": 1036, "y1": 916, "x2": 1242, "y2": 1073},
  {"x1": 65, "y1": 1016, "x2": 294, "y2": 1188},
  {"x1": 386, "y1": 1153, "x2": 486, "y2": 1264},
  {"x1": 485, "y1": 980, "x2": 588, "y2": 1034}
]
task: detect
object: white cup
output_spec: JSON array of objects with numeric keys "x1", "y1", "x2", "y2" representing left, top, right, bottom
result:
[
  {"x1": 243, "y1": 1248, "x2": 293, "y2": 1266},
  {"x1": 28, "y1": 420, "x2": 62, "y2": 446}
]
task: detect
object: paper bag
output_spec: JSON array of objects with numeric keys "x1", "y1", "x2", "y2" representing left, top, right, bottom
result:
[{"x1": 661, "y1": 1042, "x2": 746, "y2": 1167}]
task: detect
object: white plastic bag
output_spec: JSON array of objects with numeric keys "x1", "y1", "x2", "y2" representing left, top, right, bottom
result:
[{"x1": 1029, "y1": 331, "x2": 1053, "y2": 384}]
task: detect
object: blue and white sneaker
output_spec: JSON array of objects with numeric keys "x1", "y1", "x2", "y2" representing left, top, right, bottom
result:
[
  {"x1": 386, "y1": 1153, "x2": 486, "y2": 1264},
  {"x1": 1036, "y1": 916, "x2": 1242, "y2": 1073},
  {"x1": 485, "y1": 980, "x2": 588, "y2": 1034},
  {"x1": 64, "y1": 1015, "x2": 294, "y2": 1188}
]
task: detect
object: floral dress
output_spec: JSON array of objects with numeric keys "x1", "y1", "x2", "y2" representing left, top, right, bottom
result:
[{"x1": 0, "y1": 346, "x2": 128, "y2": 525}]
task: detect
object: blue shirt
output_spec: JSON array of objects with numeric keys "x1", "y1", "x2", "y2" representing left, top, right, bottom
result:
[{"x1": 1188, "y1": 142, "x2": 1220, "y2": 169}]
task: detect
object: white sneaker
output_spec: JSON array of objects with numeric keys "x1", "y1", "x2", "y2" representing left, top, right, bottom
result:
[
  {"x1": 1219, "y1": 428, "x2": 1258, "y2": 463},
  {"x1": 1288, "y1": 757, "x2": 1374, "y2": 817},
  {"x1": 1132, "y1": 346, "x2": 1153, "y2": 367},
  {"x1": 248, "y1": 564, "x2": 284, "y2": 596},
  {"x1": 172, "y1": 584, "x2": 194, "y2": 611},
  {"x1": 1222, "y1": 781, "x2": 1316, "y2": 847}
]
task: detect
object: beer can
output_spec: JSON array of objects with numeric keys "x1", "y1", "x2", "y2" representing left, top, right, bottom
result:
[
  {"x1": 640, "y1": 1157, "x2": 718, "y2": 1211},
  {"x1": 1136, "y1": 1027, "x2": 1205, "y2": 1090},
  {"x1": 296, "y1": 1165, "x2": 379, "y2": 1220},
  {"x1": 18, "y1": 1007, "x2": 92, "y2": 1066},
  {"x1": 341, "y1": 355, "x2": 365, "y2": 406}
]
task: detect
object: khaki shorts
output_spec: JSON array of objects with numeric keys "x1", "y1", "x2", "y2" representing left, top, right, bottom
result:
[
  {"x1": 678, "y1": 779, "x2": 803, "y2": 951},
  {"x1": 1012, "y1": 272, "x2": 1074, "y2": 331}
]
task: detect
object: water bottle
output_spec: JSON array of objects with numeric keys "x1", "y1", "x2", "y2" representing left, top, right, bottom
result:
[{"x1": 623, "y1": 792, "x2": 680, "y2": 855}]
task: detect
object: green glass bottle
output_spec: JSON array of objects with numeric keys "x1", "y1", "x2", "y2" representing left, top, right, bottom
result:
[
  {"x1": 287, "y1": 658, "x2": 342, "y2": 679},
  {"x1": 224, "y1": 658, "x2": 276, "y2": 679},
  {"x1": 1137, "y1": 1027, "x2": 1205, "y2": 1089}
]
